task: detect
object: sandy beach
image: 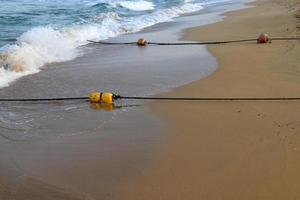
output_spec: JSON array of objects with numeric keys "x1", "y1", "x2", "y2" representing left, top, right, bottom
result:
[
  {"x1": 0, "y1": 0, "x2": 299, "y2": 199},
  {"x1": 115, "y1": 0, "x2": 300, "y2": 199}
]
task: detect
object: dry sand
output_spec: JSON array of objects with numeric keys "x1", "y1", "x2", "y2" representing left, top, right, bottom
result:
[{"x1": 115, "y1": 0, "x2": 300, "y2": 199}]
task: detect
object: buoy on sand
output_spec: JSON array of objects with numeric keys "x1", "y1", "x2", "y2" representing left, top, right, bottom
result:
[
  {"x1": 257, "y1": 33, "x2": 270, "y2": 44},
  {"x1": 137, "y1": 38, "x2": 147, "y2": 46}
]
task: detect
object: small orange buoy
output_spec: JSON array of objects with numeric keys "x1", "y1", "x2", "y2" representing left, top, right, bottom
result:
[
  {"x1": 257, "y1": 33, "x2": 270, "y2": 44},
  {"x1": 137, "y1": 38, "x2": 147, "y2": 46}
]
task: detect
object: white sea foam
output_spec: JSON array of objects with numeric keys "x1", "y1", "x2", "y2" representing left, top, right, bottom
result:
[
  {"x1": 0, "y1": 1, "x2": 207, "y2": 88},
  {"x1": 0, "y1": 25, "x2": 104, "y2": 87},
  {"x1": 117, "y1": 0, "x2": 154, "y2": 11}
]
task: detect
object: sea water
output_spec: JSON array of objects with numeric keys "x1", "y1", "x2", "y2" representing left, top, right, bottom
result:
[
  {"x1": 0, "y1": 0, "x2": 236, "y2": 88},
  {"x1": 0, "y1": 0, "x2": 252, "y2": 142}
]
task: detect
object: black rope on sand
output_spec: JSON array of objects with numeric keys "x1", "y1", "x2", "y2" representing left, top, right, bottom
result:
[
  {"x1": 148, "y1": 39, "x2": 258, "y2": 45},
  {"x1": 87, "y1": 37, "x2": 300, "y2": 46},
  {"x1": 116, "y1": 96, "x2": 300, "y2": 101}
]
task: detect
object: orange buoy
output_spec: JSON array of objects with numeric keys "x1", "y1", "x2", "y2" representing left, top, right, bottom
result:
[
  {"x1": 137, "y1": 38, "x2": 147, "y2": 46},
  {"x1": 101, "y1": 92, "x2": 114, "y2": 104},
  {"x1": 257, "y1": 33, "x2": 270, "y2": 44}
]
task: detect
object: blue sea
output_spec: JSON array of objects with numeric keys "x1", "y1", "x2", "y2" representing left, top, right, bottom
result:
[{"x1": 0, "y1": 0, "x2": 233, "y2": 88}]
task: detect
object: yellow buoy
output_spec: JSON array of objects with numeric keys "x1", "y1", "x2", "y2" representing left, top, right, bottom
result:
[
  {"x1": 89, "y1": 92, "x2": 114, "y2": 104},
  {"x1": 102, "y1": 92, "x2": 114, "y2": 104},
  {"x1": 89, "y1": 92, "x2": 101, "y2": 103}
]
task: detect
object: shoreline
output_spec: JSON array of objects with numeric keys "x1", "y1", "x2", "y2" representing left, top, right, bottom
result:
[{"x1": 115, "y1": 0, "x2": 300, "y2": 199}]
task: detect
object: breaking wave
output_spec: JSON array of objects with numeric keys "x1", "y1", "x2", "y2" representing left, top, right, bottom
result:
[{"x1": 0, "y1": 0, "x2": 232, "y2": 88}]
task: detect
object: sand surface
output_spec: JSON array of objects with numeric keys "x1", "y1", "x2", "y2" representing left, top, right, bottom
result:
[{"x1": 115, "y1": 0, "x2": 300, "y2": 199}]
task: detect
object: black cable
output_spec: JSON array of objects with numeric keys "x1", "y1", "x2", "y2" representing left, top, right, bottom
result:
[
  {"x1": 0, "y1": 97, "x2": 88, "y2": 102},
  {"x1": 270, "y1": 37, "x2": 300, "y2": 41},
  {"x1": 117, "y1": 96, "x2": 300, "y2": 101},
  {"x1": 87, "y1": 37, "x2": 300, "y2": 46},
  {"x1": 148, "y1": 39, "x2": 258, "y2": 45}
]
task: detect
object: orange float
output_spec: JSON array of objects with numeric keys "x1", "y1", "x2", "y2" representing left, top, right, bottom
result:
[
  {"x1": 257, "y1": 33, "x2": 270, "y2": 44},
  {"x1": 137, "y1": 38, "x2": 147, "y2": 46}
]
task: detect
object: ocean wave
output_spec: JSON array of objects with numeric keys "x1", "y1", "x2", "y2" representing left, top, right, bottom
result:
[
  {"x1": 0, "y1": 1, "x2": 205, "y2": 88},
  {"x1": 0, "y1": 25, "x2": 101, "y2": 87}
]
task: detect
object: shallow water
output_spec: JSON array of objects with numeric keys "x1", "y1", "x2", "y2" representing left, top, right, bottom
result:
[
  {"x1": 0, "y1": 0, "x2": 253, "y2": 141},
  {"x1": 0, "y1": 0, "x2": 252, "y2": 149}
]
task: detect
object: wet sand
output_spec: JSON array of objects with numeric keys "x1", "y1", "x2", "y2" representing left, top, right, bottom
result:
[{"x1": 115, "y1": 0, "x2": 300, "y2": 199}]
